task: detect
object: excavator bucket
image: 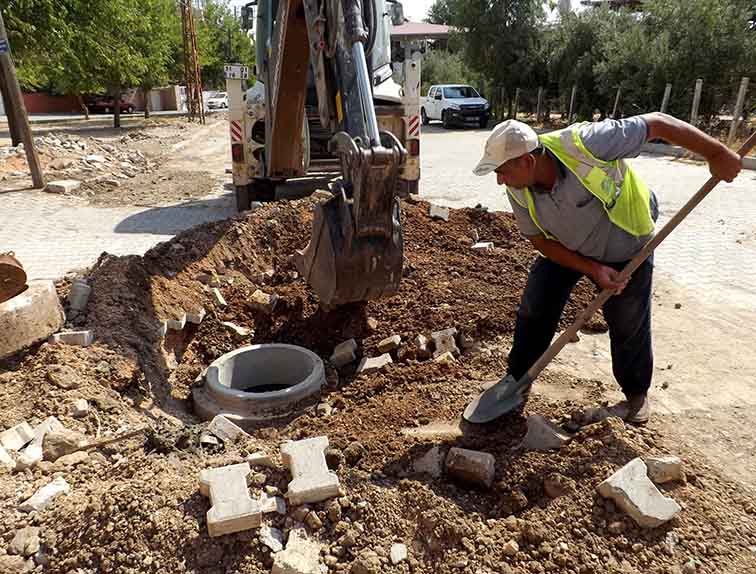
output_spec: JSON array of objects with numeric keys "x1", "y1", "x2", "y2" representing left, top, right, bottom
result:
[
  {"x1": 295, "y1": 132, "x2": 405, "y2": 307},
  {"x1": 0, "y1": 252, "x2": 27, "y2": 304}
]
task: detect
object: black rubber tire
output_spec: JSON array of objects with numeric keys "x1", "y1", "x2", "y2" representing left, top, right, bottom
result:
[
  {"x1": 442, "y1": 111, "x2": 451, "y2": 129},
  {"x1": 421, "y1": 108, "x2": 429, "y2": 125}
]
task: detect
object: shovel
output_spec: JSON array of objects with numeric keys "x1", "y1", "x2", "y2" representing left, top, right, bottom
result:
[{"x1": 464, "y1": 131, "x2": 756, "y2": 424}]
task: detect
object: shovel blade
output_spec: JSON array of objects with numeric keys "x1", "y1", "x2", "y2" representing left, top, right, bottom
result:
[{"x1": 463, "y1": 374, "x2": 531, "y2": 424}]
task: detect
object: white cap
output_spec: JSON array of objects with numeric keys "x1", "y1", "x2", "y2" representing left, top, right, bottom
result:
[{"x1": 473, "y1": 120, "x2": 538, "y2": 176}]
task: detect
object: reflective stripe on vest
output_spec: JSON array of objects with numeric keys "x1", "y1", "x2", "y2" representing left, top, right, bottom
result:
[{"x1": 507, "y1": 124, "x2": 654, "y2": 239}]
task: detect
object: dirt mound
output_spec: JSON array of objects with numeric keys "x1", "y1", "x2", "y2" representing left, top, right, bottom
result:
[{"x1": 2, "y1": 196, "x2": 753, "y2": 574}]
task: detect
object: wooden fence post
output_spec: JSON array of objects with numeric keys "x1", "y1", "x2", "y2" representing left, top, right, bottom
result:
[
  {"x1": 536, "y1": 86, "x2": 543, "y2": 122},
  {"x1": 727, "y1": 77, "x2": 749, "y2": 146},
  {"x1": 690, "y1": 78, "x2": 703, "y2": 126},
  {"x1": 568, "y1": 85, "x2": 577, "y2": 123},
  {"x1": 612, "y1": 87, "x2": 622, "y2": 119},
  {"x1": 660, "y1": 83, "x2": 672, "y2": 113},
  {"x1": 513, "y1": 88, "x2": 520, "y2": 120}
]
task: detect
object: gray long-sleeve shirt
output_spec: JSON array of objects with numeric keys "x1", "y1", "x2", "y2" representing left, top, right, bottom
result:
[{"x1": 509, "y1": 117, "x2": 658, "y2": 263}]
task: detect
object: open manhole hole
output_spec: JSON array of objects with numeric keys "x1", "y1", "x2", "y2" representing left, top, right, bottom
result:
[{"x1": 193, "y1": 344, "x2": 325, "y2": 422}]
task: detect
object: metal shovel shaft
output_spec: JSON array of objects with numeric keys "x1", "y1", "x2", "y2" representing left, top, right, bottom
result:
[{"x1": 524, "y1": 131, "x2": 756, "y2": 384}]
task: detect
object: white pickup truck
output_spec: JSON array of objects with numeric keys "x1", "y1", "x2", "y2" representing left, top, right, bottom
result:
[{"x1": 421, "y1": 84, "x2": 490, "y2": 129}]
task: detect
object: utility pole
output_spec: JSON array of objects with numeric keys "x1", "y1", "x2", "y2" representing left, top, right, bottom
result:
[
  {"x1": 727, "y1": 77, "x2": 749, "y2": 146},
  {"x1": 0, "y1": 64, "x2": 21, "y2": 146},
  {"x1": 0, "y1": 9, "x2": 44, "y2": 188},
  {"x1": 180, "y1": 0, "x2": 205, "y2": 123}
]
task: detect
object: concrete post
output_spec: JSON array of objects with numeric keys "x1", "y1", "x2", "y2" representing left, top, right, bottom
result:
[
  {"x1": 660, "y1": 83, "x2": 672, "y2": 114},
  {"x1": 513, "y1": 88, "x2": 520, "y2": 120},
  {"x1": 612, "y1": 87, "x2": 622, "y2": 119},
  {"x1": 727, "y1": 77, "x2": 749, "y2": 146},
  {"x1": 568, "y1": 85, "x2": 577, "y2": 123},
  {"x1": 536, "y1": 86, "x2": 543, "y2": 122},
  {"x1": 690, "y1": 79, "x2": 703, "y2": 126}
]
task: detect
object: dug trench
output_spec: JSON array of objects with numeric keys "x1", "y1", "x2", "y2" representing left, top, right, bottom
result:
[{"x1": 0, "y1": 197, "x2": 754, "y2": 574}]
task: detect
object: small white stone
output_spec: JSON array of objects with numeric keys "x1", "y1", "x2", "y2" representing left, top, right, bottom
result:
[
  {"x1": 429, "y1": 204, "x2": 450, "y2": 221},
  {"x1": 19, "y1": 477, "x2": 70, "y2": 512},
  {"x1": 247, "y1": 451, "x2": 275, "y2": 467},
  {"x1": 502, "y1": 540, "x2": 519, "y2": 557},
  {"x1": 472, "y1": 242, "x2": 494, "y2": 251},
  {"x1": 45, "y1": 180, "x2": 81, "y2": 194},
  {"x1": 186, "y1": 307, "x2": 207, "y2": 325},
  {"x1": 48, "y1": 330, "x2": 94, "y2": 347},
  {"x1": 167, "y1": 313, "x2": 187, "y2": 330},
  {"x1": 390, "y1": 543, "x2": 408, "y2": 565},
  {"x1": 377, "y1": 335, "x2": 401, "y2": 353},
  {"x1": 221, "y1": 321, "x2": 251, "y2": 337},
  {"x1": 0, "y1": 444, "x2": 15, "y2": 469},
  {"x1": 211, "y1": 288, "x2": 227, "y2": 307},
  {"x1": 0, "y1": 422, "x2": 34, "y2": 452},
  {"x1": 208, "y1": 415, "x2": 250, "y2": 442},
  {"x1": 71, "y1": 399, "x2": 89, "y2": 418},
  {"x1": 521, "y1": 415, "x2": 570, "y2": 451},
  {"x1": 260, "y1": 525, "x2": 285, "y2": 552},
  {"x1": 645, "y1": 455, "x2": 683, "y2": 484},
  {"x1": 259, "y1": 492, "x2": 287, "y2": 515},
  {"x1": 356, "y1": 354, "x2": 392, "y2": 374}
]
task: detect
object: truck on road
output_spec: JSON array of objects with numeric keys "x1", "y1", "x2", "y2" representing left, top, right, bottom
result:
[{"x1": 421, "y1": 84, "x2": 490, "y2": 129}]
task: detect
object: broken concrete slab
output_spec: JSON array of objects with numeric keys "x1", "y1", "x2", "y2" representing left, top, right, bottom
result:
[
  {"x1": 645, "y1": 455, "x2": 683, "y2": 484},
  {"x1": 166, "y1": 313, "x2": 187, "y2": 331},
  {"x1": 250, "y1": 289, "x2": 279, "y2": 314},
  {"x1": 390, "y1": 543, "x2": 408, "y2": 565},
  {"x1": 429, "y1": 204, "x2": 450, "y2": 221},
  {"x1": 199, "y1": 462, "x2": 262, "y2": 537},
  {"x1": 0, "y1": 281, "x2": 65, "y2": 359},
  {"x1": 272, "y1": 528, "x2": 322, "y2": 574},
  {"x1": 186, "y1": 307, "x2": 207, "y2": 325},
  {"x1": 208, "y1": 415, "x2": 250, "y2": 443},
  {"x1": 15, "y1": 443, "x2": 43, "y2": 471},
  {"x1": 260, "y1": 525, "x2": 285, "y2": 553},
  {"x1": 211, "y1": 288, "x2": 227, "y2": 307},
  {"x1": 597, "y1": 457, "x2": 682, "y2": 528},
  {"x1": 49, "y1": 330, "x2": 94, "y2": 347},
  {"x1": 45, "y1": 180, "x2": 81, "y2": 194},
  {"x1": 281, "y1": 436, "x2": 340, "y2": 505},
  {"x1": 0, "y1": 422, "x2": 34, "y2": 451},
  {"x1": 247, "y1": 451, "x2": 275, "y2": 467},
  {"x1": 259, "y1": 492, "x2": 286, "y2": 515},
  {"x1": 330, "y1": 339, "x2": 358, "y2": 368},
  {"x1": 431, "y1": 328, "x2": 460, "y2": 358},
  {"x1": 377, "y1": 335, "x2": 401, "y2": 353},
  {"x1": 0, "y1": 444, "x2": 15, "y2": 469},
  {"x1": 445, "y1": 447, "x2": 495, "y2": 489},
  {"x1": 521, "y1": 415, "x2": 570, "y2": 451},
  {"x1": 19, "y1": 476, "x2": 70, "y2": 512},
  {"x1": 412, "y1": 446, "x2": 444, "y2": 478},
  {"x1": 356, "y1": 353, "x2": 392, "y2": 374}
]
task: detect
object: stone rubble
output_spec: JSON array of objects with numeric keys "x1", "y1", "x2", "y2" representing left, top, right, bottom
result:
[
  {"x1": 330, "y1": 339, "x2": 358, "y2": 368},
  {"x1": 49, "y1": 330, "x2": 94, "y2": 347},
  {"x1": 597, "y1": 457, "x2": 682, "y2": 528},
  {"x1": 429, "y1": 204, "x2": 450, "y2": 221},
  {"x1": 45, "y1": 180, "x2": 82, "y2": 194},
  {"x1": 390, "y1": 543, "x2": 408, "y2": 565},
  {"x1": 260, "y1": 524, "x2": 285, "y2": 552},
  {"x1": 377, "y1": 334, "x2": 401, "y2": 353},
  {"x1": 207, "y1": 415, "x2": 251, "y2": 443},
  {"x1": 645, "y1": 455, "x2": 684, "y2": 484},
  {"x1": 271, "y1": 528, "x2": 322, "y2": 574},
  {"x1": 8, "y1": 527, "x2": 40, "y2": 557},
  {"x1": 211, "y1": 288, "x2": 227, "y2": 307},
  {"x1": 250, "y1": 289, "x2": 278, "y2": 313},
  {"x1": 70, "y1": 399, "x2": 89, "y2": 418},
  {"x1": 431, "y1": 328, "x2": 460, "y2": 358},
  {"x1": 356, "y1": 353, "x2": 393, "y2": 374},
  {"x1": 19, "y1": 477, "x2": 70, "y2": 512},
  {"x1": 0, "y1": 421, "x2": 34, "y2": 451},
  {"x1": 521, "y1": 415, "x2": 571, "y2": 451}
]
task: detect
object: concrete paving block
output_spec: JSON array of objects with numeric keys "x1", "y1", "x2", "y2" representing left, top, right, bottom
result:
[
  {"x1": 356, "y1": 353, "x2": 393, "y2": 374},
  {"x1": 186, "y1": 307, "x2": 206, "y2": 325},
  {"x1": 49, "y1": 330, "x2": 94, "y2": 347},
  {"x1": 330, "y1": 339, "x2": 358, "y2": 368},
  {"x1": 67, "y1": 281, "x2": 91, "y2": 313},
  {"x1": 167, "y1": 313, "x2": 187, "y2": 330},
  {"x1": 445, "y1": 447, "x2": 495, "y2": 489},
  {"x1": 45, "y1": 180, "x2": 81, "y2": 194},
  {"x1": 597, "y1": 457, "x2": 682, "y2": 528},
  {"x1": 0, "y1": 444, "x2": 15, "y2": 469},
  {"x1": 521, "y1": 415, "x2": 570, "y2": 451},
  {"x1": 431, "y1": 328, "x2": 460, "y2": 358},
  {"x1": 472, "y1": 241, "x2": 494, "y2": 251},
  {"x1": 250, "y1": 289, "x2": 278, "y2": 314},
  {"x1": 645, "y1": 455, "x2": 683, "y2": 484},
  {"x1": 281, "y1": 436, "x2": 340, "y2": 505},
  {"x1": 390, "y1": 543, "x2": 408, "y2": 565},
  {"x1": 211, "y1": 288, "x2": 227, "y2": 307},
  {"x1": 272, "y1": 528, "x2": 322, "y2": 574},
  {"x1": 199, "y1": 462, "x2": 262, "y2": 537},
  {"x1": 0, "y1": 422, "x2": 34, "y2": 452},
  {"x1": 377, "y1": 335, "x2": 401, "y2": 353},
  {"x1": 19, "y1": 477, "x2": 70, "y2": 512},
  {"x1": 429, "y1": 204, "x2": 450, "y2": 221},
  {"x1": 208, "y1": 415, "x2": 250, "y2": 443},
  {"x1": 0, "y1": 281, "x2": 65, "y2": 359}
]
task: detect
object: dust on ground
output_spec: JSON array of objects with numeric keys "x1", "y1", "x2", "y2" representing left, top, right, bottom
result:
[{"x1": 1, "y1": 197, "x2": 755, "y2": 574}]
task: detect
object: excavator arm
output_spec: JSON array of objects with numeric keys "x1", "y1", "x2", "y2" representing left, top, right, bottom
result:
[{"x1": 261, "y1": 0, "x2": 406, "y2": 307}]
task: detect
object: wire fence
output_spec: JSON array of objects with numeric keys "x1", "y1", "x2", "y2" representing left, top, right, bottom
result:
[{"x1": 483, "y1": 77, "x2": 752, "y2": 148}]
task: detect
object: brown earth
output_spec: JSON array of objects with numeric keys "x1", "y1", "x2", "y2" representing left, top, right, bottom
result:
[{"x1": 1, "y1": 197, "x2": 754, "y2": 574}]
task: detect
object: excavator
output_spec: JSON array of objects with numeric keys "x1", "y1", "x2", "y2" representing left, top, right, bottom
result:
[{"x1": 225, "y1": 0, "x2": 421, "y2": 308}]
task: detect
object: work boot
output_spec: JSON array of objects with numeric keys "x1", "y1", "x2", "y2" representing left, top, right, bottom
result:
[{"x1": 607, "y1": 394, "x2": 650, "y2": 425}]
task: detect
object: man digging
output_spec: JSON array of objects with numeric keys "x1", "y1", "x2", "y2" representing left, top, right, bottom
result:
[{"x1": 473, "y1": 114, "x2": 742, "y2": 424}]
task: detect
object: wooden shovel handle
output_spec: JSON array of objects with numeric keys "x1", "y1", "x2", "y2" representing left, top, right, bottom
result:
[{"x1": 526, "y1": 131, "x2": 756, "y2": 382}]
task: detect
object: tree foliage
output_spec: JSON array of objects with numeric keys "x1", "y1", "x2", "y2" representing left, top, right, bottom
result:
[{"x1": 420, "y1": 50, "x2": 480, "y2": 95}]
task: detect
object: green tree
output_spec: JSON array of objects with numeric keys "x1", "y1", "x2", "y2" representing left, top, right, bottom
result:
[
  {"x1": 197, "y1": 1, "x2": 255, "y2": 89},
  {"x1": 426, "y1": 0, "x2": 454, "y2": 24},
  {"x1": 420, "y1": 50, "x2": 479, "y2": 95}
]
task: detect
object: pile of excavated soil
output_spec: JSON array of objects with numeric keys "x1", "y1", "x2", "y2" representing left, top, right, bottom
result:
[{"x1": 1, "y1": 197, "x2": 754, "y2": 574}]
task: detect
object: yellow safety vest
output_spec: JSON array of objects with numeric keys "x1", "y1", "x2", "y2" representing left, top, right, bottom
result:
[{"x1": 507, "y1": 123, "x2": 654, "y2": 239}]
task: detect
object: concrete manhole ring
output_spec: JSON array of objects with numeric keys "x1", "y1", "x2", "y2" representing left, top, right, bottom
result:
[{"x1": 192, "y1": 344, "x2": 325, "y2": 422}]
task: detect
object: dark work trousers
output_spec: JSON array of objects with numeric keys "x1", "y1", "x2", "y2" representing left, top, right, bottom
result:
[{"x1": 507, "y1": 255, "x2": 654, "y2": 398}]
